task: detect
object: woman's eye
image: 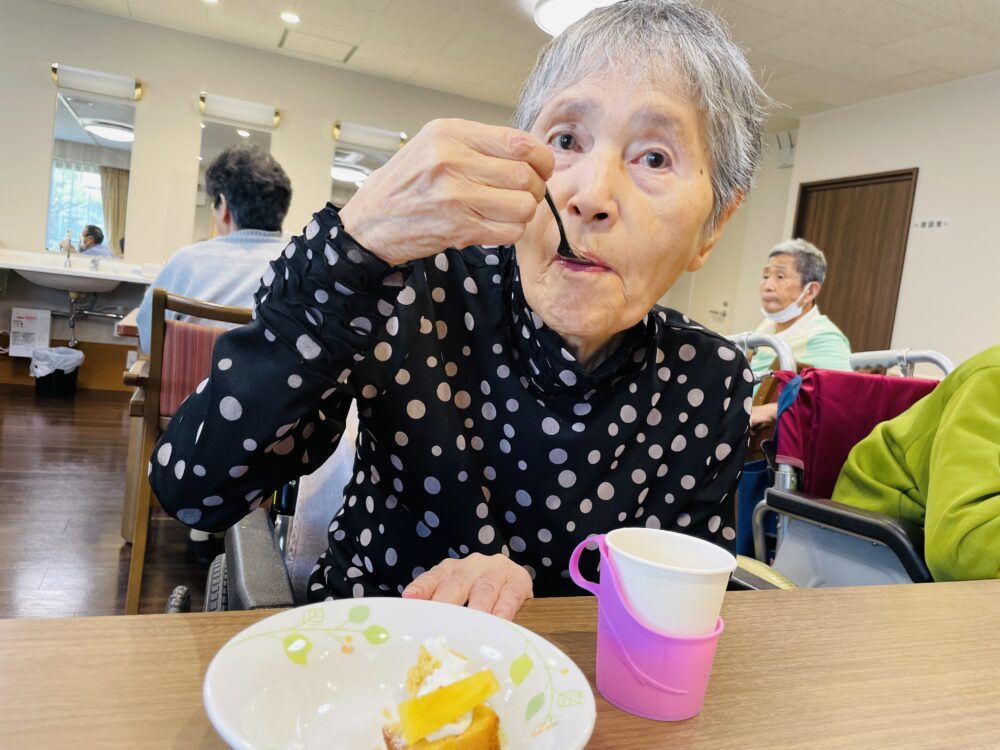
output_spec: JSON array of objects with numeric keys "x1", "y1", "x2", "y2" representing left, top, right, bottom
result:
[
  {"x1": 642, "y1": 151, "x2": 670, "y2": 169},
  {"x1": 552, "y1": 133, "x2": 576, "y2": 150}
]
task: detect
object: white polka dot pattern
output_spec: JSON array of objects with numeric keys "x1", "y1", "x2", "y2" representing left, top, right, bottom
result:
[{"x1": 147, "y1": 210, "x2": 752, "y2": 606}]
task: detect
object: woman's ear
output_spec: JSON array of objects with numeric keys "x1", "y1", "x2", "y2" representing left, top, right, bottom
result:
[
  {"x1": 803, "y1": 280, "x2": 821, "y2": 304},
  {"x1": 686, "y1": 194, "x2": 743, "y2": 272}
]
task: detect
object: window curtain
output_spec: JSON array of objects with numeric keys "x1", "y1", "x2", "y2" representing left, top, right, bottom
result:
[{"x1": 99, "y1": 166, "x2": 129, "y2": 255}]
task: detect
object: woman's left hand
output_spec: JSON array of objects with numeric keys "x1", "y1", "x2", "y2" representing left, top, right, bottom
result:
[{"x1": 401, "y1": 552, "x2": 534, "y2": 621}]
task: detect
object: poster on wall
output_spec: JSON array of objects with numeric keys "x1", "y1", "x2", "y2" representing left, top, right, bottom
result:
[{"x1": 9, "y1": 308, "x2": 52, "y2": 358}]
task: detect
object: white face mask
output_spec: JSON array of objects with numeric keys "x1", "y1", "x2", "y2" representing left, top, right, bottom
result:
[{"x1": 761, "y1": 285, "x2": 813, "y2": 324}]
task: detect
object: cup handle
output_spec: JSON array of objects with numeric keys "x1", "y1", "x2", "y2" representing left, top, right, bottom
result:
[{"x1": 568, "y1": 535, "x2": 603, "y2": 596}]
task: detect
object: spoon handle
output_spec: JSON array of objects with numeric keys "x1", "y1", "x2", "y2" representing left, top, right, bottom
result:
[{"x1": 545, "y1": 190, "x2": 583, "y2": 260}]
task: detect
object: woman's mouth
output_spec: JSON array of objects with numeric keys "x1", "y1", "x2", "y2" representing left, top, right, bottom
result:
[{"x1": 554, "y1": 254, "x2": 612, "y2": 273}]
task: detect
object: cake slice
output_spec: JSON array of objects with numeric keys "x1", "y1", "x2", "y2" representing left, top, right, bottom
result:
[{"x1": 382, "y1": 637, "x2": 501, "y2": 750}]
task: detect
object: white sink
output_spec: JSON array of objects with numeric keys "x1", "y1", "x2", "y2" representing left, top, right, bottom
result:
[{"x1": 0, "y1": 249, "x2": 160, "y2": 293}]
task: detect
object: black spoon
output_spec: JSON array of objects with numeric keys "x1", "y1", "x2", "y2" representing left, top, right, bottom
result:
[{"x1": 544, "y1": 189, "x2": 588, "y2": 262}]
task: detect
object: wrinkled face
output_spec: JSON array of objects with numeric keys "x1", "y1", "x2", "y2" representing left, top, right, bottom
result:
[
  {"x1": 760, "y1": 254, "x2": 812, "y2": 313},
  {"x1": 516, "y1": 70, "x2": 732, "y2": 354},
  {"x1": 79, "y1": 231, "x2": 93, "y2": 249}
]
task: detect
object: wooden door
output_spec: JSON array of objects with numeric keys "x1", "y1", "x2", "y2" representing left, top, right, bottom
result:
[{"x1": 792, "y1": 169, "x2": 917, "y2": 353}]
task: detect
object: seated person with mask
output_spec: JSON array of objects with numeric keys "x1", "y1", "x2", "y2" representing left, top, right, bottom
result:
[
  {"x1": 832, "y1": 345, "x2": 1000, "y2": 581},
  {"x1": 60, "y1": 225, "x2": 115, "y2": 257},
  {"x1": 136, "y1": 144, "x2": 292, "y2": 353},
  {"x1": 750, "y1": 238, "x2": 851, "y2": 429}
]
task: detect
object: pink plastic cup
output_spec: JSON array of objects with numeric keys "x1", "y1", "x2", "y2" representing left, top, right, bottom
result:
[{"x1": 569, "y1": 534, "x2": 724, "y2": 721}]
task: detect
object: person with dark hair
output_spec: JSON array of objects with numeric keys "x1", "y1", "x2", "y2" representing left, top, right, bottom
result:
[
  {"x1": 136, "y1": 144, "x2": 292, "y2": 354},
  {"x1": 60, "y1": 224, "x2": 114, "y2": 257}
]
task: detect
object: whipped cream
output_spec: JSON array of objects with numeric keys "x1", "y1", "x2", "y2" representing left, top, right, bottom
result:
[{"x1": 417, "y1": 636, "x2": 473, "y2": 741}]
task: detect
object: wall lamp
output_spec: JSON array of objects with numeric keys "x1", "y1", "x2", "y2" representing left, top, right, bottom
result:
[
  {"x1": 198, "y1": 92, "x2": 280, "y2": 129},
  {"x1": 51, "y1": 63, "x2": 143, "y2": 100}
]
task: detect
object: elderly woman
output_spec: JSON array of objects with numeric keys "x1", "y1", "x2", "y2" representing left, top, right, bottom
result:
[
  {"x1": 749, "y1": 238, "x2": 851, "y2": 428},
  {"x1": 150, "y1": 0, "x2": 767, "y2": 619}
]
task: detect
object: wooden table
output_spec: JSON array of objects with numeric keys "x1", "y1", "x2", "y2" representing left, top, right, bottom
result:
[
  {"x1": 115, "y1": 307, "x2": 140, "y2": 338},
  {"x1": 1, "y1": 582, "x2": 999, "y2": 748}
]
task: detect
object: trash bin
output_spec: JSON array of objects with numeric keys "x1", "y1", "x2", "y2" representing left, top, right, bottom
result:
[{"x1": 30, "y1": 346, "x2": 85, "y2": 398}]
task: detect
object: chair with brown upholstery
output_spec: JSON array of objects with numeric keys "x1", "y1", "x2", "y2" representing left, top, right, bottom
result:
[{"x1": 122, "y1": 288, "x2": 250, "y2": 614}]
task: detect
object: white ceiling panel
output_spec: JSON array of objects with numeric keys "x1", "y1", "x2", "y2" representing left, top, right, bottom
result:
[{"x1": 40, "y1": 0, "x2": 1000, "y2": 130}]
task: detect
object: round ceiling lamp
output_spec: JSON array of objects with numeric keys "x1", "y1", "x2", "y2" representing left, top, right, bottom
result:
[
  {"x1": 533, "y1": 0, "x2": 623, "y2": 36},
  {"x1": 83, "y1": 122, "x2": 134, "y2": 143}
]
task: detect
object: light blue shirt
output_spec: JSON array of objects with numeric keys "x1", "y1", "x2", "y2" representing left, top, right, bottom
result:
[
  {"x1": 81, "y1": 243, "x2": 114, "y2": 257},
  {"x1": 136, "y1": 229, "x2": 287, "y2": 353}
]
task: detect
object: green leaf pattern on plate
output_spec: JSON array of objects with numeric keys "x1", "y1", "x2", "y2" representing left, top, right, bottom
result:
[
  {"x1": 229, "y1": 605, "x2": 583, "y2": 738},
  {"x1": 506, "y1": 624, "x2": 584, "y2": 738},
  {"x1": 233, "y1": 605, "x2": 391, "y2": 666}
]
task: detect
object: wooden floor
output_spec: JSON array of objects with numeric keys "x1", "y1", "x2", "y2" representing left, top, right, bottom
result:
[{"x1": 0, "y1": 385, "x2": 206, "y2": 617}]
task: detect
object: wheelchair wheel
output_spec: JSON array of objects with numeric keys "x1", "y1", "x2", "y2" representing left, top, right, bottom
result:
[{"x1": 205, "y1": 553, "x2": 228, "y2": 612}]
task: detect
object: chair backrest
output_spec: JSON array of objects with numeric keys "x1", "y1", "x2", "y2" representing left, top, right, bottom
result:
[
  {"x1": 159, "y1": 320, "x2": 229, "y2": 417},
  {"x1": 772, "y1": 368, "x2": 939, "y2": 497},
  {"x1": 147, "y1": 288, "x2": 252, "y2": 423}
]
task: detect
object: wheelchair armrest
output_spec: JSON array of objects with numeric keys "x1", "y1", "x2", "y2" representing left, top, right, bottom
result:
[
  {"x1": 764, "y1": 488, "x2": 932, "y2": 583},
  {"x1": 224, "y1": 508, "x2": 295, "y2": 610}
]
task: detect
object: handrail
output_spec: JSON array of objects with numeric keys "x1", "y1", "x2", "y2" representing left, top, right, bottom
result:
[
  {"x1": 850, "y1": 348, "x2": 954, "y2": 377},
  {"x1": 727, "y1": 331, "x2": 796, "y2": 372}
]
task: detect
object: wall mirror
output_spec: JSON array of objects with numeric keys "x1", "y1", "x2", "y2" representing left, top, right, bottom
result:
[
  {"x1": 330, "y1": 121, "x2": 406, "y2": 208},
  {"x1": 46, "y1": 91, "x2": 135, "y2": 256},
  {"x1": 192, "y1": 121, "x2": 272, "y2": 243}
]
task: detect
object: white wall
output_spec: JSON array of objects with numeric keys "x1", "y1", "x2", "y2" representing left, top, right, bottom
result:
[
  {"x1": 778, "y1": 72, "x2": 1000, "y2": 368},
  {"x1": 0, "y1": 0, "x2": 512, "y2": 267},
  {"x1": 659, "y1": 141, "x2": 793, "y2": 336}
]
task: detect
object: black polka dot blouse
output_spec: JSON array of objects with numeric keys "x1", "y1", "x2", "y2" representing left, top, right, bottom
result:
[{"x1": 151, "y1": 204, "x2": 752, "y2": 601}]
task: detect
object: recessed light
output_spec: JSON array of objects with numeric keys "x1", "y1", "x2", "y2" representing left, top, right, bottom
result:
[
  {"x1": 236, "y1": 129, "x2": 250, "y2": 138},
  {"x1": 203, "y1": 0, "x2": 219, "y2": 4},
  {"x1": 198, "y1": 156, "x2": 203, "y2": 161},
  {"x1": 200, "y1": 122, "x2": 206, "y2": 128},
  {"x1": 280, "y1": 11, "x2": 300, "y2": 24}
]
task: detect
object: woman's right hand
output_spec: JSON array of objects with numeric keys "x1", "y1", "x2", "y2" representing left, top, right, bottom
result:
[{"x1": 338, "y1": 118, "x2": 554, "y2": 266}]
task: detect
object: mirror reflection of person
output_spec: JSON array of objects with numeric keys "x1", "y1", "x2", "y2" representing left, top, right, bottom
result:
[
  {"x1": 750, "y1": 239, "x2": 851, "y2": 429},
  {"x1": 60, "y1": 225, "x2": 115, "y2": 257}
]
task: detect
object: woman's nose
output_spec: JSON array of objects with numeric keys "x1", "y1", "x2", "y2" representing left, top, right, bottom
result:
[{"x1": 565, "y1": 150, "x2": 622, "y2": 226}]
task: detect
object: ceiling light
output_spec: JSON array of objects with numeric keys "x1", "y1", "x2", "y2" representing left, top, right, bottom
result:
[
  {"x1": 198, "y1": 156, "x2": 203, "y2": 161},
  {"x1": 331, "y1": 165, "x2": 370, "y2": 184},
  {"x1": 532, "y1": 0, "x2": 622, "y2": 36},
  {"x1": 84, "y1": 122, "x2": 135, "y2": 142},
  {"x1": 203, "y1": 0, "x2": 219, "y2": 4},
  {"x1": 236, "y1": 128, "x2": 250, "y2": 138},
  {"x1": 280, "y1": 11, "x2": 300, "y2": 24},
  {"x1": 200, "y1": 122, "x2": 206, "y2": 128}
]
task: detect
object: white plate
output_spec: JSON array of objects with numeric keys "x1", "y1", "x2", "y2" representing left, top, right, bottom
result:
[{"x1": 204, "y1": 598, "x2": 596, "y2": 749}]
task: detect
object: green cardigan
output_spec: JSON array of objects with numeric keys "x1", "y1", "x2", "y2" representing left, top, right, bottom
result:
[{"x1": 832, "y1": 345, "x2": 1000, "y2": 581}]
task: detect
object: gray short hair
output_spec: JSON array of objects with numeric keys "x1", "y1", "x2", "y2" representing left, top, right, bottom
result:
[
  {"x1": 768, "y1": 238, "x2": 827, "y2": 286},
  {"x1": 514, "y1": 0, "x2": 772, "y2": 232}
]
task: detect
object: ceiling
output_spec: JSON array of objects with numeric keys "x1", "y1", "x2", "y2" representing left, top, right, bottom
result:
[
  {"x1": 53, "y1": 92, "x2": 135, "y2": 150},
  {"x1": 44, "y1": 0, "x2": 1000, "y2": 131}
]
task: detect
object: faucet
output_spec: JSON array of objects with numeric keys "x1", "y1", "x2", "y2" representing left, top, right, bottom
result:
[{"x1": 63, "y1": 240, "x2": 72, "y2": 268}]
